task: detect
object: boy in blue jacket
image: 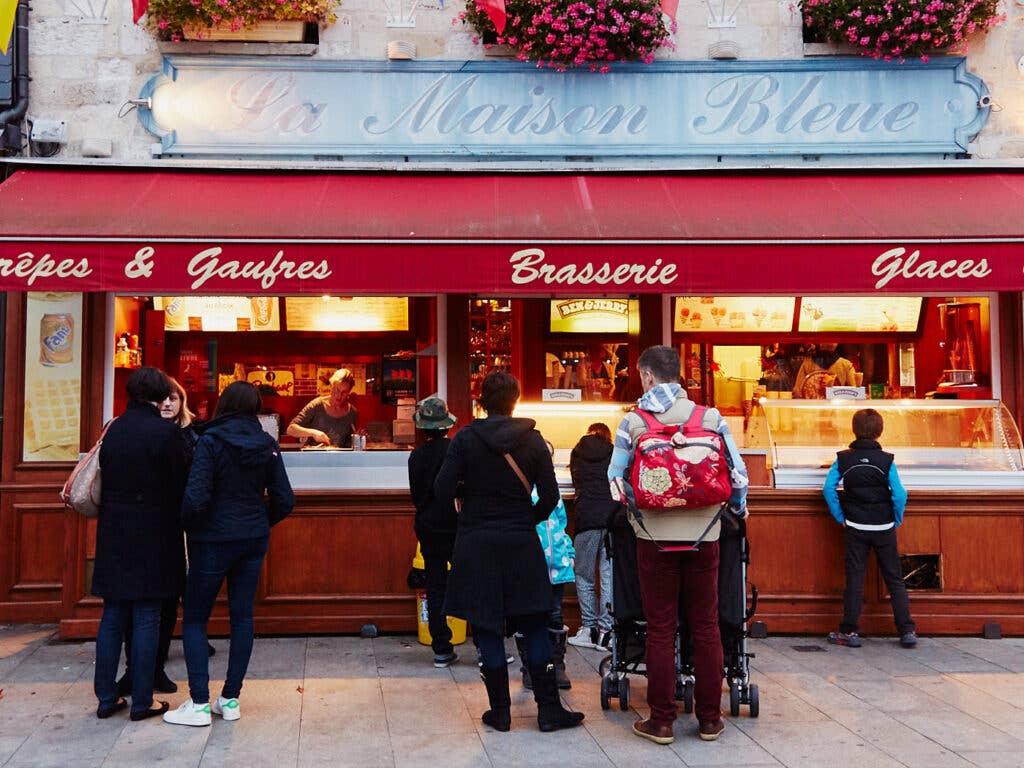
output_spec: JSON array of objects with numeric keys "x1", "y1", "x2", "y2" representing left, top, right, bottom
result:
[{"x1": 823, "y1": 408, "x2": 917, "y2": 649}]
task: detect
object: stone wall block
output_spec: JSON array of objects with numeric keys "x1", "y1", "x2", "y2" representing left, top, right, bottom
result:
[
  {"x1": 31, "y1": 17, "x2": 105, "y2": 54},
  {"x1": 445, "y1": 30, "x2": 478, "y2": 57},
  {"x1": 59, "y1": 80, "x2": 98, "y2": 107}
]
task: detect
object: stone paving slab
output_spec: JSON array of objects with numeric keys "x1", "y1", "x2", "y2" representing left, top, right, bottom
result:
[{"x1": 1, "y1": 625, "x2": 1024, "y2": 767}]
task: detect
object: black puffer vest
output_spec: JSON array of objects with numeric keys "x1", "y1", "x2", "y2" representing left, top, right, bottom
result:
[{"x1": 837, "y1": 438, "x2": 895, "y2": 527}]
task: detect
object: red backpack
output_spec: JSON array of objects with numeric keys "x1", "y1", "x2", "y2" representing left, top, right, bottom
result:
[{"x1": 628, "y1": 406, "x2": 732, "y2": 510}]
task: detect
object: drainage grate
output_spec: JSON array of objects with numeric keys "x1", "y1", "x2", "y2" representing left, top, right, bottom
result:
[{"x1": 791, "y1": 645, "x2": 828, "y2": 653}]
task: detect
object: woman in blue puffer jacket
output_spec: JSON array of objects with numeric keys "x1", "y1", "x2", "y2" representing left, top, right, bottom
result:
[
  {"x1": 164, "y1": 381, "x2": 294, "y2": 728},
  {"x1": 516, "y1": 441, "x2": 576, "y2": 691}
]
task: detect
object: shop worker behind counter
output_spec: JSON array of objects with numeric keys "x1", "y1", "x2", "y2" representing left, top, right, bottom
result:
[{"x1": 286, "y1": 368, "x2": 359, "y2": 447}]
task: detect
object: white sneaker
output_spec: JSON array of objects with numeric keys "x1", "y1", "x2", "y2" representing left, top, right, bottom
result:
[
  {"x1": 567, "y1": 627, "x2": 597, "y2": 649},
  {"x1": 163, "y1": 699, "x2": 212, "y2": 727},
  {"x1": 212, "y1": 696, "x2": 240, "y2": 721}
]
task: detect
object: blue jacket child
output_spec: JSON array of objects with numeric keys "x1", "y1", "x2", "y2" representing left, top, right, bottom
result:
[{"x1": 822, "y1": 408, "x2": 917, "y2": 649}]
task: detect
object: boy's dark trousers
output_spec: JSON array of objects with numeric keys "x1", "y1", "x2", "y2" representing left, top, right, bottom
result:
[
  {"x1": 841, "y1": 526, "x2": 915, "y2": 635},
  {"x1": 420, "y1": 533, "x2": 455, "y2": 655}
]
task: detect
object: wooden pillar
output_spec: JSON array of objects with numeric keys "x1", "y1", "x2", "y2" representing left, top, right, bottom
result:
[
  {"x1": 625, "y1": 294, "x2": 665, "y2": 400},
  {"x1": 445, "y1": 294, "x2": 472, "y2": 429},
  {"x1": 517, "y1": 299, "x2": 547, "y2": 400},
  {"x1": 998, "y1": 291, "x2": 1023, "y2": 430}
]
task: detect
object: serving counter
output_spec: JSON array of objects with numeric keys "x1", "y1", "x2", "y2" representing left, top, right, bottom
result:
[{"x1": 54, "y1": 401, "x2": 1024, "y2": 638}]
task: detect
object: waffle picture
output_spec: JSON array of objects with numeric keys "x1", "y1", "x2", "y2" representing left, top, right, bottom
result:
[{"x1": 24, "y1": 378, "x2": 79, "y2": 455}]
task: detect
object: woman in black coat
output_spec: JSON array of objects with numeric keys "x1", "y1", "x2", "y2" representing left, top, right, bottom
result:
[
  {"x1": 435, "y1": 371, "x2": 583, "y2": 734},
  {"x1": 93, "y1": 367, "x2": 187, "y2": 721}
]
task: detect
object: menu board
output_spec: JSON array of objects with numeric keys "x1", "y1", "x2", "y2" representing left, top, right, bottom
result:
[
  {"x1": 550, "y1": 298, "x2": 629, "y2": 333},
  {"x1": 798, "y1": 296, "x2": 922, "y2": 332},
  {"x1": 286, "y1": 297, "x2": 409, "y2": 332},
  {"x1": 674, "y1": 297, "x2": 795, "y2": 333},
  {"x1": 155, "y1": 296, "x2": 280, "y2": 332},
  {"x1": 23, "y1": 292, "x2": 83, "y2": 461}
]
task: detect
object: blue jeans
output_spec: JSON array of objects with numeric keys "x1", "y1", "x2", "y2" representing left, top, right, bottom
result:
[
  {"x1": 183, "y1": 537, "x2": 268, "y2": 703},
  {"x1": 574, "y1": 529, "x2": 612, "y2": 631},
  {"x1": 476, "y1": 612, "x2": 551, "y2": 669},
  {"x1": 94, "y1": 599, "x2": 161, "y2": 715}
]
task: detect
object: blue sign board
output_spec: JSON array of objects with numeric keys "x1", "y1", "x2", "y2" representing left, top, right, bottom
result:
[{"x1": 138, "y1": 57, "x2": 989, "y2": 158}]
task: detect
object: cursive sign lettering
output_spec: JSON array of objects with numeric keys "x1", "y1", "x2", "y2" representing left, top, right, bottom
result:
[
  {"x1": 510, "y1": 248, "x2": 677, "y2": 287},
  {"x1": 872, "y1": 247, "x2": 991, "y2": 289},
  {"x1": 188, "y1": 247, "x2": 332, "y2": 291},
  {"x1": 694, "y1": 74, "x2": 919, "y2": 136},
  {"x1": 363, "y1": 75, "x2": 647, "y2": 138},
  {"x1": 228, "y1": 74, "x2": 326, "y2": 134},
  {"x1": 0, "y1": 251, "x2": 92, "y2": 285}
]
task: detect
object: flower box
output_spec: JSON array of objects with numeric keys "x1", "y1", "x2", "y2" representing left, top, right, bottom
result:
[
  {"x1": 182, "y1": 19, "x2": 305, "y2": 41},
  {"x1": 799, "y1": 0, "x2": 1003, "y2": 61},
  {"x1": 460, "y1": 0, "x2": 674, "y2": 72},
  {"x1": 145, "y1": 0, "x2": 337, "y2": 43}
]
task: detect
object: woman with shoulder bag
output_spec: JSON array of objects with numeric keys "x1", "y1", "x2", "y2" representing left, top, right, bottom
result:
[
  {"x1": 93, "y1": 367, "x2": 188, "y2": 721},
  {"x1": 435, "y1": 371, "x2": 584, "y2": 734},
  {"x1": 164, "y1": 381, "x2": 295, "y2": 727}
]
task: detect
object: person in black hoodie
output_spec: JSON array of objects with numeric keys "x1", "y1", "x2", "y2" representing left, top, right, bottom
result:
[
  {"x1": 408, "y1": 396, "x2": 459, "y2": 668},
  {"x1": 164, "y1": 381, "x2": 295, "y2": 728},
  {"x1": 93, "y1": 366, "x2": 187, "y2": 722},
  {"x1": 567, "y1": 423, "x2": 620, "y2": 651},
  {"x1": 435, "y1": 371, "x2": 584, "y2": 734}
]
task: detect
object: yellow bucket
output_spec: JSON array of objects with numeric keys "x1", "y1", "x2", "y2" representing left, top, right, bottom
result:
[{"x1": 413, "y1": 543, "x2": 467, "y2": 646}]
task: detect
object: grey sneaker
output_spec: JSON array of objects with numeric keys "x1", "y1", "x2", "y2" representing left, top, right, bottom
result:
[
  {"x1": 433, "y1": 652, "x2": 458, "y2": 668},
  {"x1": 827, "y1": 631, "x2": 862, "y2": 648},
  {"x1": 899, "y1": 631, "x2": 918, "y2": 648}
]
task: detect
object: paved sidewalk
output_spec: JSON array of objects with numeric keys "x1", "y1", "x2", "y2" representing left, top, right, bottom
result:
[{"x1": 1, "y1": 624, "x2": 1023, "y2": 768}]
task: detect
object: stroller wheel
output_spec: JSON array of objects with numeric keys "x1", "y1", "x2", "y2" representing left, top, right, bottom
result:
[
  {"x1": 617, "y1": 677, "x2": 630, "y2": 711},
  {"x1": 681, "y1": 680, "x2": 694, "y2": 714},
  {"x1": 600, "y1": 674, "x2": 613, "y2": 711},
  {"x1": 749, "y1": 684, "x2": 760, "y2": 718},
  {"x1": 598, "y1": 654, "x2": 612, "y2": 679},
  {"x1": 729, "y1": 680, "x2": 741, "y2": 717}
]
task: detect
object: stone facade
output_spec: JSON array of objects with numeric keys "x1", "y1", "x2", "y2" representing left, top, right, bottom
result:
[{"x1": 13, "y1": 0, "x2": 1024, "y2": 160}]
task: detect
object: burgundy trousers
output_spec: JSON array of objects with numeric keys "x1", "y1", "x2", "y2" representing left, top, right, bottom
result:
[{"x1": 636, "y1": 538, "x2": 723, "y2": 725}]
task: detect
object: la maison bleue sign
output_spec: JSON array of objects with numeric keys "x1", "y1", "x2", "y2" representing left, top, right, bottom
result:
[{"x1": 137, "y1": 58, "x2": 989, "y2": 158}]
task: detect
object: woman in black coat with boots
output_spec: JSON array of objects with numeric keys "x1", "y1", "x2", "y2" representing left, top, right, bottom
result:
[
  {"x1": 435, "y1": 371, "x2": 584, "y2": 733},
  {"x1": 93, "y1": 367, "x2": 188, "y2": 721}
]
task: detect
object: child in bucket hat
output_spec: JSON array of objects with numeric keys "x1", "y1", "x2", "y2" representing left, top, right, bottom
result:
[
  {"x1": 409, "y1": 396, "x2": 459, "y2": 667},
  {"x1": 413, "y1": 396, "x2": 458, "y2": 430}
]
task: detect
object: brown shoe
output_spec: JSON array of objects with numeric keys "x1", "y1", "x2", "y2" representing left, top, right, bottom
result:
[
  {"x1": 633, "y1": 718, "x2": 674, "y2": 745},
  {"x1": 699, "y1": 718, "x2": 725, "y2": 741}
]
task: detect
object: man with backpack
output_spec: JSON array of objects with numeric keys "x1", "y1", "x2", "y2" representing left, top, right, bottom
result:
[{"x1": 608, "y1": 345, "x2": 748, "y2": 745}]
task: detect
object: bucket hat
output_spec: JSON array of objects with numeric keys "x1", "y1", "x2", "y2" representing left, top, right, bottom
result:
[{"x1": 414, "y1": 396, "x2": 457, "y2": 429}]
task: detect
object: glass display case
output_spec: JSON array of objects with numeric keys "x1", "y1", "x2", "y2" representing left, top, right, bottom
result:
[{"x1": 747, "y1": 399, "x2": 1024, "y2": 489}]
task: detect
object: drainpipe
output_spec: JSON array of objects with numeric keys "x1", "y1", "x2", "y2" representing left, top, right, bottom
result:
[{"x1": 0, "y1": 0, "x2": 30, "y2": 133}]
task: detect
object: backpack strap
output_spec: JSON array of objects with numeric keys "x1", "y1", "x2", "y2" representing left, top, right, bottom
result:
[
  {"x1": 634, "y1": 408, "x2": 663, "y2": 431},
  {"x1": 683, "y1": 404, "x2": 708, "y2": 432}
]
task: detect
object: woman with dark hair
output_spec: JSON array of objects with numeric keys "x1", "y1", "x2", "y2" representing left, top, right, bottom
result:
[
  {"x1": 93, "y1": 366, "x2": 187, "y2": 721},
  {"x1": 118, "y1": 376, "x2": 204, "y2": 699},
  {"x1": 164, "y1": 381, "x2": 295, "y2": 727},
  {"x1": 435, "y1": 371, "x2": 584, "y2": 733}
]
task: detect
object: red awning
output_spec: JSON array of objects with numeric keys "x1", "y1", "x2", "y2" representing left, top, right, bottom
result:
[{"x1": 1, "y1": 167, "x2": 1023, "y2": 294}]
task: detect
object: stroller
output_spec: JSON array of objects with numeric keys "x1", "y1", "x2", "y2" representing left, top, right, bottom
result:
[{"x1": 598, "y1": 512, "x2": 760, "y2": 718}]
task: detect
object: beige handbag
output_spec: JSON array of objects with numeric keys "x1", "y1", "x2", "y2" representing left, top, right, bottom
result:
[{"x1": 60, "y1": 420, "x2": 114, "y2": 518}]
